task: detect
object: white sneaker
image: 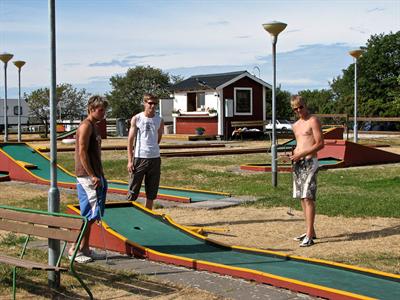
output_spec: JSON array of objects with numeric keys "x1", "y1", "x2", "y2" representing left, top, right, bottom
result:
[
  {"x1": 299, "y1": 236, "x2": 314, "y2": 247},
  {"x1": 294, "y1": 233, "x2": 317, "y2": 241}
]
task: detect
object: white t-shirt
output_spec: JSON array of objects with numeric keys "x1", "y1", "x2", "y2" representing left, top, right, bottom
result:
[{"x1": 134, "y1": 112, "x2": 161, "y2": 158}]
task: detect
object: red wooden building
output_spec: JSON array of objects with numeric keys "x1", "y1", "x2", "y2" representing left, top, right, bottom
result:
[{"x1": 171, "y1": 71, "x2": 271, "y2": 138}]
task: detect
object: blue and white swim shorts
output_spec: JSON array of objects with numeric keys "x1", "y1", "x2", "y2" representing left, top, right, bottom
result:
[{"x1": 76, "y1": 176, "x2": 108, "y2": 221}]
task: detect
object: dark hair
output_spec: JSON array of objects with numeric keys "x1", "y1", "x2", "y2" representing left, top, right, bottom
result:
[{"x1": 87, "y1": 95, "x2": 108, "y2": 114}]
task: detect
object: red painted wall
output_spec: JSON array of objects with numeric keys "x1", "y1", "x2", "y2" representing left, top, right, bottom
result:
[
  {"x1": 223, "y1": 77, "x2": 265, "y2": 136},
  {"x1": 176, "y1": 116, "x2": 218, "y2": 135}
]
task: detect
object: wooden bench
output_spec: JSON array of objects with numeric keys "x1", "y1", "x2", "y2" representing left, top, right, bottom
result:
[
  {"x1": 0, "y1": 205, "x2": 92, "y2": 299},
  {"x1": 230, "y1": 120, "x2": 268, "y2": 140},
  {"x1": 230, "y1": 120, "x2": 268, "y2": 129}
]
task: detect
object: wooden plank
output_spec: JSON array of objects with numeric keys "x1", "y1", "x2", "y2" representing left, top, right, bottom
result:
[
  {"x1": 0, "y1": 255, "x2": 67, "y2": 271},
  {"x1": 0, "y1": 219, "x2": 80, "y2": 242},
  {"x1": 231, "y1": 120, "x2": 268, "y2": 127},
  {"x1": 349, "y1": 117, "x2": 400, "y2": 122},
  {"x1": 0, "y1": 209, "x2": 83, "y2": 230},
  {"x1": 314, "y1": 114, "x2": 348, "y2": 119}
]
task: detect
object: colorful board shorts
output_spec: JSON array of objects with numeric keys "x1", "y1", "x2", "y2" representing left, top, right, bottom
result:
[
  {"x1": 293, "y1": 157, "x2": 319, "y2": 200},
  {"x1": 76, "y1": 176, "x2": 108, "y2": 221},
  {"x1": 127, "y1": 157, "x2": 161, "y2": 201}
]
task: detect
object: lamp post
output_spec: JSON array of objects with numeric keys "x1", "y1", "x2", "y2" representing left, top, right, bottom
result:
[
  {"x1": 0, "y1": 52, "x2": 14, "y2": 142},
  {"x1": 263, "y1": 21, "x2": 287, "y2": 187},
  {"x1": 13, "y1": 60, "x2": 26, "y2": 142},
  {"x1": 349, "y1": 49, "x2": 363, "y2": 143}
]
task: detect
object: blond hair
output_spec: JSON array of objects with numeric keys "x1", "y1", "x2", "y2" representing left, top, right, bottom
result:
[
  {"x1": 290, "y1": 95, "x2": 305, "y2": 108},
  {"x1": 87, "y1": 95, "x2": 108, "y2": 114},
  {"x1": 143, "y1": 93, "x2": 159, "y2": 104}
]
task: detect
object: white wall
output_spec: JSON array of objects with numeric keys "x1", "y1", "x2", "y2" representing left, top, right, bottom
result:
[
  {"x1": 174, "y1": 92, "x2": 187, "y2": 111},
  {"x1": 0, "y1": 98, "x2": 30, "y2": 125},
  {"x1": 173, "y1": 90, "x2": 219, "y2": 113}
]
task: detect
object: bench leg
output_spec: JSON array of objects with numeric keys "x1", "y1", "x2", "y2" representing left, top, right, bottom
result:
[
  {"x1": 12, "y1": 267, "x2": 16, "y2": 300},
  {"x1": 70, "y1": 268, "x2": 93, "y2": 300}
]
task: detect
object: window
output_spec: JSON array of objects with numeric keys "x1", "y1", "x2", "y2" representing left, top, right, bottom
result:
[
  {"x1": 197, "y1": 92, "x2": 205, "y2": 110},
  {"x1": 187, "y1": 92, "x2": 206, "y2": 112},
  {"x1": 234, "y1": 88, "x2": 252, "y2": 115},
  {"x1": 13, "y1": 106, "x2": 22, "y2": 116}
]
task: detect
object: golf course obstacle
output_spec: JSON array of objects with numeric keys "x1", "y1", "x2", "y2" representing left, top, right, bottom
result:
[
  {"x1": 0, "y1": 142, "x2": 229, "y2": 203},
  {"x1": 67, "y1": 201, "x2": 400, "y2": 300}
]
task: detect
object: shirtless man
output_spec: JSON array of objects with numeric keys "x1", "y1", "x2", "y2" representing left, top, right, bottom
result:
[{"x1": 290, "y1": 95, "x2": 324, "y2": 247}]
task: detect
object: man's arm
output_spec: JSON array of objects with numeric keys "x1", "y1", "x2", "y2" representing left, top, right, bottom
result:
[
  {"x1": 78, "y1": 122, "x2": 100, "y2": 188},
  {"x1": 158, "y1": 118, "x2": 164, "y2": 144},
  {"x1": 127, "y1": 115, "x2": 137, "y2": 173}
]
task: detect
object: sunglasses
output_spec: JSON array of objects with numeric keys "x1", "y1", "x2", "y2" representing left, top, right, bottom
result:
[
  {"x1": 292, "y1": 105, "x2": 304, "y2": 112},
  {"x1": 146, "y1": 102, "x2": 157, "y2": 106}
]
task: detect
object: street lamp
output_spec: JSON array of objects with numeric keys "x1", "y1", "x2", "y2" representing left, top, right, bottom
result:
[
  {"x1": 263, "y1": 21, "x2": 287, "y2": 187},
  {"x1": 0, "y1": 52, "x2": 14, "y2": 142},
  {"x1": 13, "y1": 60, "x2": 26, "y2": 142},
  {"x1": 349, "y1": 49, "x2": 363, "y2": 143}
]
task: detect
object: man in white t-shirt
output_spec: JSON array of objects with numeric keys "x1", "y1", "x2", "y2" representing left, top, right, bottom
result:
[{"x1": 127, "y1": 93, "x2": 164, "y2": 209}]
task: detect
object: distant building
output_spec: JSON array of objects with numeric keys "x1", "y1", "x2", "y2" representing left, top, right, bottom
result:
[
  {"x1": 171, "y1": 70, "x2": 271, "y2": 138},
  {"x1": 0, "y1": 98, "x2": 31, "y2": 131}
]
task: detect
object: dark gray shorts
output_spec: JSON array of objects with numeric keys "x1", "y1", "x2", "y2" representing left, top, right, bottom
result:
[
  {"x1": 127, "y1": 157, "x2": 161, "y2": 201},
  {"x1": 293, "y1": 157, "x2": 319, "y2": 200}
]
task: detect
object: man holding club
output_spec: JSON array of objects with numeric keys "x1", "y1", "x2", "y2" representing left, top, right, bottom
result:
[{"x1": 290, "y1": 95, "x2": 324, "y2": 247}]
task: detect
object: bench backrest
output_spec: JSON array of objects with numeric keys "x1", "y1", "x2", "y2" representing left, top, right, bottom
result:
[
  {"x1": 231, "y1": 120, "x2": 268, "y2": 128},
  {"x1": 0, "y1": 206, "x2": 84, "y2": 243}
]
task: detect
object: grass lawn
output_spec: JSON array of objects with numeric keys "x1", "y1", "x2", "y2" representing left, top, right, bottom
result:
[{"x1": 57, "y1": 150, "x2": 400, "y2": 218}]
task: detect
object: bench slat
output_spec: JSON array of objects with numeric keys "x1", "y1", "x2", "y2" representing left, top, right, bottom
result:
[
  {"x1": 231, "y1": 120, "x2": 268, "y2": 127},
  {"x1": 0, "y1": 254, "x2": 67, "y2": 272},
  {"x1": 0, "y1": 209, "x2": 83, "y2": 230},
  {"x1": 0, "y1": 219, "x2": 80, "y2": 242}
]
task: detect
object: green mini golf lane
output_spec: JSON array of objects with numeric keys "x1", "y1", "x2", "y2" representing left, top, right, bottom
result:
[
  {"x1": 103, "y1": 205, "x2": 399, "y2": 299},
  {"x1": 0, "y1": 143, "x2": 226, "y2": 202}
]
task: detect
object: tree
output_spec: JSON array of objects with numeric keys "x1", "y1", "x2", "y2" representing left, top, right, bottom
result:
[
  {"x1": 330, "y1": 31, "x2": 400, "y2": 116},
  {"x1": 298, "y1": 89, "x2": 335, "y2": 114},
  {"x1": 25, "y1": 84, "x2": 89, "y2": 137},
  {"x1": 106, "y1": 66, "x2": 172, "y2": 119},
  {"x1": 265, "y1": 86, "x2": 292, "y2": 120}
]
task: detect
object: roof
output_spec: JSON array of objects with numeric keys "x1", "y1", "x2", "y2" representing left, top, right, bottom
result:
[{"x1": 172, "y1": 70, "x2": 271, "y2": 91}]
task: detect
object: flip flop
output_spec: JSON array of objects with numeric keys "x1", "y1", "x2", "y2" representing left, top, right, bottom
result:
[{"x1": 69, "y1": 252, "x2": 93, "y2": 264}]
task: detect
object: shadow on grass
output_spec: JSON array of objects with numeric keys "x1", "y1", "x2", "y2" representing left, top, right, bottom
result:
[
  {"x1": 320, "y1": 224, "x2": 400, "y2": 243},
  {"x1": 1, "y1": 263, "x2": 178, "y2": 299},
  {"x1": 190, "y1": 217, "x2": 303, "y2": 227}
]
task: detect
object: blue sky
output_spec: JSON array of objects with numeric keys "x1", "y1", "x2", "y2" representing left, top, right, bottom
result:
[{"x1": 1, "y1": 0, "x2": 399, "y2": 97}]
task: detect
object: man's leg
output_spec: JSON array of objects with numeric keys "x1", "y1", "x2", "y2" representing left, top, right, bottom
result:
[
  {"x1": 144, "y1": 158, "x2": 161, "y2": 210},
  {"x1": 68, "y1": 219, "x2": 94, "y2": 256},
  {"x1": 127, "y1": 159, "x2": 146, "y2": 201},
  {"x1": 145, "y1": 199, "x2": 154, "y2": 209},
  {"x1": 303, "y1": 198, "x2": 316, "y2": 238}
]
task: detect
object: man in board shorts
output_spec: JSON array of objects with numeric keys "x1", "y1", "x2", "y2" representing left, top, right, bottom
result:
[
  {"x1": 127, "y1": 93, "x2": 164, "y2": 209},
  {"x1": 68, "y1": 95, "x2": 108, "y2": 263},
  {"x1": 290, "y1": 95, "x2": 324, "y2": 247}
]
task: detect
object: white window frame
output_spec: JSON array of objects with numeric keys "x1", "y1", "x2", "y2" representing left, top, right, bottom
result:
[{"x1": 234, "y1": 87, "x2": 252, "y2": 115}]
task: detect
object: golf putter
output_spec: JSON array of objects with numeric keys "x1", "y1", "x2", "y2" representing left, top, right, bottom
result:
[
  {"x1": 98, "y1": 215, "x2": 112, "y2": 265},
  {"x1": 287, "y1": 146, "x2": 295, "y2": 216}
]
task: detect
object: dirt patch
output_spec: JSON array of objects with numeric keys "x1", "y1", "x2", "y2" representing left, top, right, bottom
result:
[{"x1": 158, "y1": 206, "x2": 400, "y2": 274}]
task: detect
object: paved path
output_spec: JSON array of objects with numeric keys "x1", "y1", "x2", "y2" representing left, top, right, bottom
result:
[{"x1": 93, "y1": 252, "x2": 315, "y2": 300}]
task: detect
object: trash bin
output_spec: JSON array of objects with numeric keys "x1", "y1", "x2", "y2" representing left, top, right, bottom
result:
[{"x1": 116, "y1": 118, "x2": 127, "y2": 136}]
